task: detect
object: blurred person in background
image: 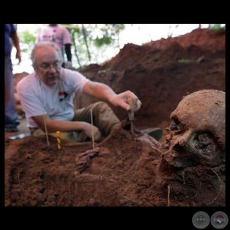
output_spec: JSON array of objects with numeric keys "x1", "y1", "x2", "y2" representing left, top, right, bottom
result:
[
  {"x1": 36, "y1": 24, "x2": 72, "y2": 68},
  {"x1": 5, "y1": 24, "x2": 21, "y2": 132}
]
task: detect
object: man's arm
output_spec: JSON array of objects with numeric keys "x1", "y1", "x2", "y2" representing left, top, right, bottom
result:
[
  {"x1": 32, "y1": 114, "x2": 84, "y2": 132},
  {"x1": 11, "y1": 32, "x2": 21, "y2": 63},
  {"x1": 32, "y1": 114, "x2": 101, "y2": 141},
  {"x1": 62, "y1": 26, "x2": 72, "y2": 62},
  {"x1": 65, "y1": 43, "x2": 72, "y2": 62},
  {"x1": 83, "y1": 81, "x2": 141, "y2": 112}
]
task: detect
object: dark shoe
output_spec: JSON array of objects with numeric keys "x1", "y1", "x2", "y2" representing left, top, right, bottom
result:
[
  {"x1": 138, "y1": 127, "x2": 163, "y2": 141},
  {"x1": 5, "y1": 118, "x2": 20, "y2": 126},
  {"x1": 13, "y1": 119, "x2": 20, "y2": 126},
  {"x1": 5, "y1": 126, "x2": 19, "y2": 132}
]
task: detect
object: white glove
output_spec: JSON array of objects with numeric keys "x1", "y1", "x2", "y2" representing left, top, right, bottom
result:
[{"x1": 65, "y1": 61, "x2": 72, "y2": 69}]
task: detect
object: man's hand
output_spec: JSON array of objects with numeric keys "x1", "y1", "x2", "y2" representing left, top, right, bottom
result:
[
  {"x1": 16, "y1": 50, "x2": 21, "y2": 64},
  {"x1": 81, "y1": 122, "x2": 102, "y2": 142},
  {"x1": 110, "y1": 90, "x2": 142, "y2": 112}
]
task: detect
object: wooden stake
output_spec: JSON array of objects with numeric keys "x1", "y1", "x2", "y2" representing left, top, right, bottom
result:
[
  {"x1": 56, "y1": 131, "x2": 61, "y2": 149},
  {"x1": 90, "y1": 108, "x2": 95, "y2": 149},
  {"x1": 43, "y1": 112, "x2": 50, "y2": 146}
]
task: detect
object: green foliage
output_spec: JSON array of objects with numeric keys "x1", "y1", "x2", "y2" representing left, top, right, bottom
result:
[
  {"x1": 208, "y1": 24, "x2": 225, "y2": 31},
  {"x1": 94, "y1": 36, "x2": 112, "y2": 47},
  {"x1": 20, "y1": 30, "x2": 36, "y2": 44},
  {"x1": 18, "y1": 30, "x2": 36, "y2": 53},
  {"x1": 63, "y1": 24, "x2": 126, "y2": 67}
]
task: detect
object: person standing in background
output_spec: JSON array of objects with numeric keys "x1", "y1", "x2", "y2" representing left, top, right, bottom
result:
[
  {"x1": 36, "y1": 24, "x2": 72, "y2": 68},
  {"x1": 5, "y1": 24, "x2": 21, "y2": 132}
]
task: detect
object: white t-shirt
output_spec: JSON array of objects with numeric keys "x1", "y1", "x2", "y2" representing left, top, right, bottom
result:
[
  {"x1": 36, "y1": 25, "x2": 71, "y2": 63},
  {"x1": 16, "y1": 68, "x2": 89, "y2": 128}
]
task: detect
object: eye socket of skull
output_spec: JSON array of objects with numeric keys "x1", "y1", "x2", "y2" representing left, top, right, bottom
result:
[
  {"x1": 184, "y1": 131, "x2": 224, "y2": 166},
  {"x1": 169, "y1": 116, "x2": 186, "y2": 133}
]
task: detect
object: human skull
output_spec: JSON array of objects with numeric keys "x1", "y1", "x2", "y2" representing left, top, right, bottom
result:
[{"x1": 162, "y1": 89, "x2": 225, "y2": 168}]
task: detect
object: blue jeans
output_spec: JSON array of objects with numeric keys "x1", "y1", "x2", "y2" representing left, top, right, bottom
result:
[{"x1": 5, "y1": 56, "x2": 20, "y2": 128}]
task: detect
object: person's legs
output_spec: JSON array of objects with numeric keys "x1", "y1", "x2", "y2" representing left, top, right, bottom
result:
[
  {"x1": 5, "y1": 56, "x2": 20, "y2": 132},
  {"x1": 73, "y1": 101, "x2": 121, "y2": 137},
  {"x1": 5, "y1": 56, "x2": 12, "y2": 107},
  {"x1": 5, "y1": 101, "x2": 20, "y2": 132},
  {"x1": 73, "y1": 101, "x2": 163, "y2": 141}
]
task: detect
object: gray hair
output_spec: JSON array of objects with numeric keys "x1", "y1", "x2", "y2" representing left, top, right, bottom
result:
[{"x1": 31, "y1": 41, "x2": 62, "y2": 67}]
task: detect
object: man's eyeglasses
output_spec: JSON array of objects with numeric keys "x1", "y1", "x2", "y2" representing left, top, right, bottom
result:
[{"x1": 38, "y1": 61, "x2": 61, "y2": 71}]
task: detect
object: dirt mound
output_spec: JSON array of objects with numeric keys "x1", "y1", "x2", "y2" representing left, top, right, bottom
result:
[
  {"x1": 76, "y1": 28, "x2": 225, "y2": 132},
  {"x1": 5, "y1": 126, "x2": 225, "y2": 207}
]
